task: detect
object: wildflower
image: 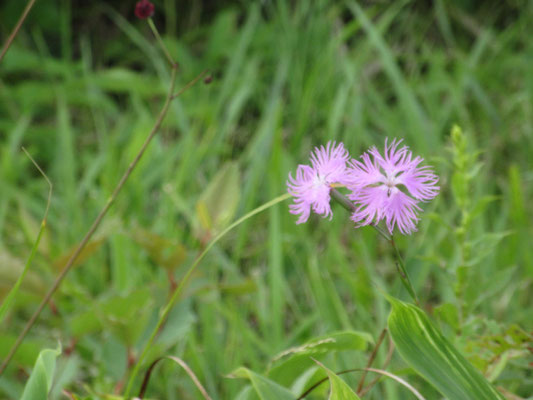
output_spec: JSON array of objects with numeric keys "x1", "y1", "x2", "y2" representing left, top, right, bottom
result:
[
  {"x1": 287, "y1": 142, "x2": 350, "y2": 224},
  {"x1": 135, "y1": 0, "x2": 155, "y2": 19},
  {"x1": 347, "y1": 138, "x2": 439, "y2": 235}
]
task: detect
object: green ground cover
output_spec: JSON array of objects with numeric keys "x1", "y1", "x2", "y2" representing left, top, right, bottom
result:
[{"x1": 0, "y1": 0, "x2": 532, "y2": 398}]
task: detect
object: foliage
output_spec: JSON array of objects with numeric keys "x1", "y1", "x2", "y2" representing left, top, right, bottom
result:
[
  {"x1": 1, "y1": 0, "x2": 532, "y2": 398},
  {"x1": 388, "y1": 297, "x2": 504, "y2": 400},
  {"x1": 20, "y1": 345, "x2": 61, "y2": 400}
]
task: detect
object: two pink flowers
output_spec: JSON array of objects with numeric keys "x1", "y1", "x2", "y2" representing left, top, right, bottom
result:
[{"x1": 287, "y1": 139, "x2": 439, "y2": 235}]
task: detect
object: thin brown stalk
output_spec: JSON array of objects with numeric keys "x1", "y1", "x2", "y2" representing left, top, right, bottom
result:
[
  {"x1": 362, "y1": 368, "x2": 426, "y2": 400},
  {"x1": 359, "y1": 336, "x2": 395, "y2": 397},
  {"x1": 0, "y1": 0, "x2": 38, "y2": 64},
  {"x1": 298, "y1": 365, "x2": 424, "y2": 400},
  {"x1": 0, "y1": 64, "x2": 179, "y2": 376},
  {"x1": 172, "y1": 69, "x2": 208, "y2": 99},
  {"x1": 356, "y1": 327, "x2": 387, "y2": 394}
]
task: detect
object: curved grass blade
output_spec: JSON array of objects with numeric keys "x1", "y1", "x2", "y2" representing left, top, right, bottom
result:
[
  {"x1": 138, "y1": 356, "x2": 212, "y2": 400},
  {"x1": 298, "y1": 366, "x2": 424, "y2": 399},
  {"x1": 124, "y1": 193, "x2": 291, "y2": 397},
  {"x1": 268, "y1": 330, "x2": 372, "y2": 387},
  {"x1": 359, "y1": 368, "x2": 426, "y2": 400},
  {"x1": 0, "y1": 149, "x2": 52, "y2": 324},
  {"x1": 387, "y1": 297, "x2": 504, "y2": 400}
]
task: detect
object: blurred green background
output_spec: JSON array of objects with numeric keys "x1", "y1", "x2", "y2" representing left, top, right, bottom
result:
[{"x1": 1, "y1": 0, "x2": 532, "y2": 398}]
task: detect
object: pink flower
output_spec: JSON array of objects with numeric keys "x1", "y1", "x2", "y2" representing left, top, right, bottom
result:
[
  {"x1": 287, "y1": 142, "x2": 350, "y2": 224},
  {"x1": 347, "y1": 138, "x2": 439, "y2": 235}
]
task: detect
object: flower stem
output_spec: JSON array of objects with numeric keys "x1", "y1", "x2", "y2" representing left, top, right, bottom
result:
[
  {"x1": 356, "y1": 327, "x2": 387, "y2": 394},
  {"x1": 390, "y1": 236, "x2": 419, "y2": 306},
  {"x1": 122, "y1": 193, "x2": 291, "y2": 398},
  {"x1": 330, "y1": 187, "x2": 356, "y2": 213},
  {"x1": 147, "y1": 17, "x2": 175, "y2": 67},
  {"x1": 330, "y1": 188, "x2": 419, "y2": 305}
]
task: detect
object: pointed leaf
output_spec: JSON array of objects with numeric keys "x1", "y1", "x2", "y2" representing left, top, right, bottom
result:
[
  {"x1": 388, "y1": 298, "x2": 504, "y2": 400},
  {"x1": 268, "y1": 331, "x2": 372, "y2": 387},
  {"x1": 21, "y1": 345, "x2": 61, "y2": 400},
  {"x1": 314, "y1": 360, "x2": 361, "y2": 400}
]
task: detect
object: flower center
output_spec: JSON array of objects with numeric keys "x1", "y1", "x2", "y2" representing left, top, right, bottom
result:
[
  {"x1": 384, "y1": 175, "x2": 397, "y2": 188},
  {"x1": 382, "y1": 173, "x2": 401, "y2": 197},
  {"x1": 313, "y1": 174, "x2": 326, "y2": 187}
]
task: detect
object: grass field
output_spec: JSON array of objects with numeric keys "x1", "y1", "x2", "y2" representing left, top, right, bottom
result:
[{"x1": 0, "y1": 1, "x2": 532, "y2": 399}]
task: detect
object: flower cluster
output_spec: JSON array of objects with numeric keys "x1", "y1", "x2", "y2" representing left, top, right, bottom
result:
[{"x1": 286, "y1": 139, "x2": 439, "y2": 234}]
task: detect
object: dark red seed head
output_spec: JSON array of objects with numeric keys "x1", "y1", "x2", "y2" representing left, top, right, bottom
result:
[{"x1": 135, "y1": 0, "x2": 155, "y2": 19}]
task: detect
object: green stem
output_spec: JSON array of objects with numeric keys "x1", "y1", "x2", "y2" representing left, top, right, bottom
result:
[
  {"x1": 0, "y1": 149, "x2": 52, "y2": 324},
  {"x1": 330, "y1": 188, "x2": 419, "y2": 305},
  {"x1": 330, "y1": 187, "x2": 356, "y2": 213},
  {"x1": 123, "y1": 193, "x2": 291, "y2": 398},
  {"x1": 390, "y1": 236, "x2": 419, "y2": 306},
  {"x1": 147, "y1": 18, "x2": 175, "y2": 67}
]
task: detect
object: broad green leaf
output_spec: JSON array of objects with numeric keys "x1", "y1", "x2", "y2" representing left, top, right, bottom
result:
[
  {"x1": 196, "y1": 162, "x2": 240, "y2": 236},
  {"x1": 230, "y1": 367, "x2": 294, "y2": 400},
  {"x1": 314, "y1": 360, "x2": 361, "y2": 400},
  {"x1": 268, "y1": 331, "x2": 372, "y2": 387},
  {"x1": 21, "y1": 345, "x2": 61, "y2": 400},
  {"x1": 388, "y1": 297, "x2": 505, "y2": 400},
  {"x1": 235, "y1": 385, "x2": 257, "y2": 400}
]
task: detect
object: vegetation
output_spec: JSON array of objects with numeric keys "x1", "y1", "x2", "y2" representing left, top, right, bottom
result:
[{"x1": 0, "y1": 0, "x2": 532, "y2": 398}]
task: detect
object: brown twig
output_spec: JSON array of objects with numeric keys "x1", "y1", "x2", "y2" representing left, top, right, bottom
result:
[
  {"x1": 171, "y1": 69, "x2": 208, "y2": 99},
  {"x1": 356, "y1": 327, "x2": 387, "y2": 394},
  {"x1": 0, "y1": 64, "x2": 180, "y2": 376},
  {"x1": 359, "y1": 336, "x2": 395, "y2": 397},
  {"x1": 0, "y1": 0, "x2": 38, "y2": 64}
]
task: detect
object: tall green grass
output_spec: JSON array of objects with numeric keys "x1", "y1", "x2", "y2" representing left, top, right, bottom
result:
[{"x1": 0, "y1": 0, "x2": 532, "y2": 398}]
